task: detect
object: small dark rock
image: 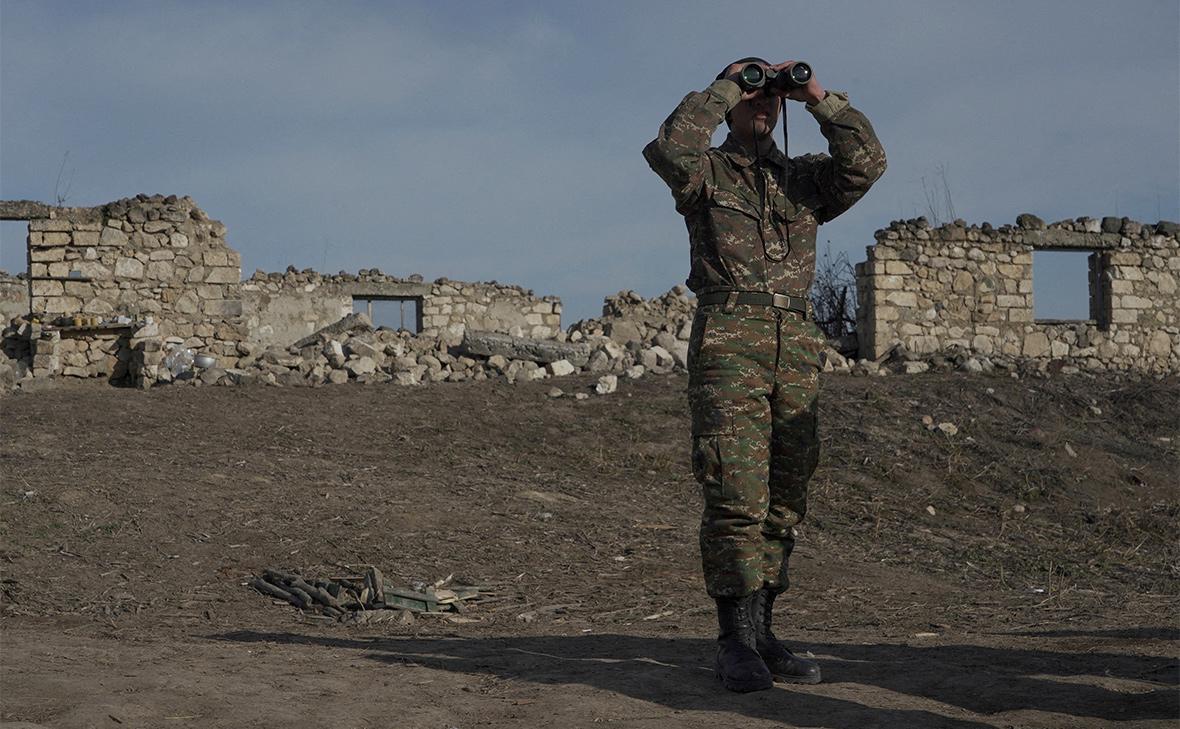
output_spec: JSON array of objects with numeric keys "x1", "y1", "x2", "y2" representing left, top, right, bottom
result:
[
  {"x1": 1154, "y1": 220, "x2": 1179, "y2": 236},
  {"x1": 1016, "y1": 213, "x2": 1045, "y2": 230}
]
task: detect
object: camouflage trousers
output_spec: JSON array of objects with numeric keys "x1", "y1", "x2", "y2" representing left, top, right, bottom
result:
[{"x1": 687, "y1": 302, "x2": 824, "y2": 598}]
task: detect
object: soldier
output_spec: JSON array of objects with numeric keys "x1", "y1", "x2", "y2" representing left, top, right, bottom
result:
[{"x1": 643, "y1": 57, "x2": 886, "y2": 692}]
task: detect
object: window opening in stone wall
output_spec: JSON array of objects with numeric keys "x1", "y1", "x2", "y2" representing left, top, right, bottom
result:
[
  {"x1": 1032, "y1": 250, "x2": 1102, "y2": 322},
  {"x1": 352, "y1": 296, "x2": 421, "y2": 333},
  {"x1": 0, "y1": 220, "x2": 28, "y2": 274}
]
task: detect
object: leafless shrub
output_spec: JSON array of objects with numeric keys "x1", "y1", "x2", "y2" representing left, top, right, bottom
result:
[
  {"x1": 810, "y1": 245, "x2": 857, "y2": 340},
  {"x1": 920, "y1": 163, "x2": 955, "y2": 226},
  {"x1": 54, "y1": 151, "x2": 74, "y2": 206}
]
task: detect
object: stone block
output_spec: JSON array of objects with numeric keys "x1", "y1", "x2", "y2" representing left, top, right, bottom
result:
[
  {"x1": 906, "y1": 335, "x2": 940, "y2": 354},
  {"x1": 1147, "y1": 331, "x2": 1172, "y2": 356},
  {"x1": 41, "y1": 295, "x2": 82, "y2": 313},
  {"x1": 30, "y1": 218, "x2": 72, "y2": 232},
  {"x1": 76, "y1": 261, "x2": 111, "y2": 278},
  {"x1": 320, "y1": 340, "x2": 345, "y2": 368},
  {"x1": 31, "y1": 250, "x2": 68, "y2": 271},
  {"x1": 460, "y1": 330, "x2": 591, "y2": 366},
  {"x1": 486, "y1": 354, "x2": 509, "y2": 372},
  {"x1": 884, "y1": 291, "x2": 917, "y2": 307},
  {"x1": 1121, "y1": 295, "x2": 1153, "y2": 309},
  {"x1": 145, "y1": 261, "x2": 173, "y2": 280},
  {"x1": 31, "y1": 280, "x2": 64, "y2": 296},
  {"x1": 346, "y1": 339, "x2": 382, "y2": 361},
  {"x1": 114, "y1": 257, "x2": 145, "y2": 279},
  {"x1": 1022, "y1": 332, "x2": 1050, "y2": 358},
  {"x1": 585, "y1": 349, "x2": 611, "y2": 373},
  {"x1": 203, "y1": 299, "x2": 243, "y2": 317},
  {"x1": 63, "y1": 281, "x2": 91, "y2": 297},
  {"x1": 203, "y1": 250, "x2": 229, "y2": 267},
  {"x1": 996, "y1": 294, "x2": 1026, "y2": 308},
  {"x1": 951, "y1": 270, "x2": 973, "y2": 294},
  {"x1": 100, "y1": 227, "x2": 129, "y2": 246},
  {"x1": 204, "y1": 267, "x2": 239, "y2": 284},
  {"x1": 546, "y1": 359, "x2": 576, "y2": 377},
  {"x1": 595, "y1": 374, "x2": 618, "y2": 395},
  {"x1": 33, "y1": 353, "x2": 60, "y2": 371},
  {"x1": 605, "y1": 319, "x2": 643, "y2": 346},
  {"x1": 391, "y1": 371, "x2": 418, "y2": 386},
  {"x1": 72, "y1": 230, "x2": 101, "y2": 246}
]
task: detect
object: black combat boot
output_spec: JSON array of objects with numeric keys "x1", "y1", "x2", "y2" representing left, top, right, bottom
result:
[
  {"x1": 713, "y1": 595, "x2": 774, "y2": 692},
  {"x1": 750, "y1": 588, "x2": 822, "y2": 684}
]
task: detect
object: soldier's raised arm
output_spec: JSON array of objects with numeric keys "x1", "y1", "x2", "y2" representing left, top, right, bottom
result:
[
  {"x1": 796, "y1": 92, "x2": 887, "y2": 223},
  {"x1": 642, "y1": 77, "x2": 743, "y2": 212}
]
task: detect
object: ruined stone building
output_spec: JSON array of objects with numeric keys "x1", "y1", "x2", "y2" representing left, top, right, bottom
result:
[
  {"x1": 855, "y1": 215, "x2": 1179, "y2": 373},
  {"x1": 1, "y1": 195, "x2": 1177, "y2": 388},
  {"x1": 0, "y1": 196, "x2": 560, "y2": 385}
]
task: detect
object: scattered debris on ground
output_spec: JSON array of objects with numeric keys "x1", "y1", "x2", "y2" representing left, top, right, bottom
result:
[{"x1": 250, "y1": 567, "x2": 489, "y2": 623}]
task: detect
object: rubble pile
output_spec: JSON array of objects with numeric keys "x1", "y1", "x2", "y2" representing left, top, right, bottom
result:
[
  {"x1": 822, "y1": 342, "x2": 1099, "y2": 378},
  {"x1": 568, "y1": 287, "x2": 695, "y2": 352},
  {"x1": 152, "y1": 287, "x2": 703, "y2": 389}
]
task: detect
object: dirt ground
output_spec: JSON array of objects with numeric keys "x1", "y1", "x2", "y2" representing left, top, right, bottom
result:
[{"x1": 1, "y1": 371, "x2": 1177, "y2": 728}]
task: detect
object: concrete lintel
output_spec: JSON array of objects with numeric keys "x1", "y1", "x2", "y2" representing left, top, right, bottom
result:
[
  {"x1": 1023, "y1": 229, "x2": 1121, "y2": 250},
  {"x1": 345, "y1": 282, "x2": 431, "y2": 298},
  {"x1": 0, "y1": 200, "x2": 106, "y2": 224}
]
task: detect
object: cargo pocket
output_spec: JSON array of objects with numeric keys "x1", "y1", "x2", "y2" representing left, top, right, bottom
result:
[
  {"x1": 691, "y1": 434, "x2": 723, "y2": 486},
  {"x1": 691, "y1": 404, "x2": 734, "y2": 438}
]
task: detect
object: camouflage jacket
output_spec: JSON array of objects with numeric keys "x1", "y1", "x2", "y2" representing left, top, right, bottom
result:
[{"x1": 643, "y1": 78, "x2": 886, "y2": 296}]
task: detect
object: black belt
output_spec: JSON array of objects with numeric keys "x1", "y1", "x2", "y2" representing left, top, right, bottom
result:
[{"x1": 696, "y1": 290, "x2": 810, "y2": 317}]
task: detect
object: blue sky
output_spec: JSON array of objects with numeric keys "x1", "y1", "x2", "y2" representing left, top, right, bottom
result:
[{"x1": 2, "y1": 0, "x2": 1177, "y2": 323}]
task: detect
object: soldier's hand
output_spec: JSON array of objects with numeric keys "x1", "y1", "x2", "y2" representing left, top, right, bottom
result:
[
  {"x1": 768, "y1": 61, "x2": 826, "y2": 105},
  {"x1": 722, "y1": 62, "x2": 767, "y2": 102}
]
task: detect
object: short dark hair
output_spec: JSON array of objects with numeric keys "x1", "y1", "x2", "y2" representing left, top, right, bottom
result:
[
  {"x1": 716, "y1": 56, "x2": 771, "y2": 82},
  {"x1": 717, "y1": 57, "x2": 771, "y2": 127}
]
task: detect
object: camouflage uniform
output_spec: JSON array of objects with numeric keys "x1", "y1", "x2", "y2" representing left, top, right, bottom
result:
[{"x1": 644, "y1": 78, "x2": 886, "y2": 598}]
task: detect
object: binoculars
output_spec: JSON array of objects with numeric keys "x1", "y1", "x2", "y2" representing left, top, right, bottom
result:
[{"x1": 736, "y1": 62, "x2": 812, "y2": 94}]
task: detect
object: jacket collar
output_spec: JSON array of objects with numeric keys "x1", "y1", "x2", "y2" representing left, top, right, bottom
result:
[{"x1": 719, "y1": 133, "x2": 787, "y2": 169}]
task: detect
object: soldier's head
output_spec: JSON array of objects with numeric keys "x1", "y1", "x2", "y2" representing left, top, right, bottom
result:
[{"x1": 718, "y1": 57, "x2": 780, "y2": 145}]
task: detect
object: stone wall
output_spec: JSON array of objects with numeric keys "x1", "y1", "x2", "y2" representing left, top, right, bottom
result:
[
  {"x1": 855, "y1": 215, "x2": 1180, "y2": 373},
  {"x1": 243, "y1": 268, "x2": 562, "y2": 347},
  {"x1": 0, "y1": 271, "x2": 28, "y2": 323},
  {"x1": 1, "y1": 195, "x2": 245, "y2": 381},
  {"x1": 568, "y1": 287, "x2": 695, "y2": 353}
]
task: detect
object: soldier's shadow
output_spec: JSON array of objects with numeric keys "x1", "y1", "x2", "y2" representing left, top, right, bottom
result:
[{"x1": 212, "y1": 630, "x2": 1177, "y2": 727}]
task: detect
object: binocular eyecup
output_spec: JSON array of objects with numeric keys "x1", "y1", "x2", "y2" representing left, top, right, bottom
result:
[{"x1": 736, "y1": 62, "x2": 812, "y2": 94}]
